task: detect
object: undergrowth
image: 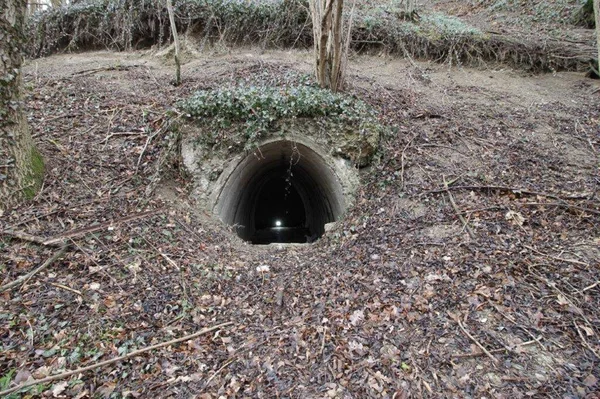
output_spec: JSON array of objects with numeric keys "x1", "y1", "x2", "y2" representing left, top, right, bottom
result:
[
  {"x1": 473, "y1": 0, "x2": 588, "y2": 24},
  {"x1": 27, "y1": 0, "x2": 310, "y2": 56},
  {"x1": 26, "y1": 0, "x2": 593, "y2": 72}
]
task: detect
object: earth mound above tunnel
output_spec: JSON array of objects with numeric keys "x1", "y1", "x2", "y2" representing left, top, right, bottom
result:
[{"x1": 178, "y1": 84, "x2": 383, "y2": 244}]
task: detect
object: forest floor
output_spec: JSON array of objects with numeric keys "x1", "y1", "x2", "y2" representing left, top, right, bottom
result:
[{"x1": 1, "y1": 47, "x2": 600, "y2": 398}]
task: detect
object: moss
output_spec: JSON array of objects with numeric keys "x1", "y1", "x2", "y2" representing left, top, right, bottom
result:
[{"x1": 22, "y1": 146, "x2": 45, "y2": 199}]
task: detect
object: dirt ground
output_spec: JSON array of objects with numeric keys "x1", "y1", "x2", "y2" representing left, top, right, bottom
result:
[{"x1": 1, "y1": 48, "x2": 600, "y2": 398}]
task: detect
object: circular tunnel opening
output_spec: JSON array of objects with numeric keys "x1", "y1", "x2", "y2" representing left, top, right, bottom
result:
[{"x1": 214, "y1": 140, "x2": 346, "y2": 244}]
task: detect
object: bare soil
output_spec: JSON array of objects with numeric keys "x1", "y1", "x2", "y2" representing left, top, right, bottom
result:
[{"x1": 1, "y1": 48, "x2": 600, "y2": 398}]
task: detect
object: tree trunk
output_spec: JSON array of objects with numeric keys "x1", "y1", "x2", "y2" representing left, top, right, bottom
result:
[
  {"x1": 166, "y1": 0, "x2": 181, "y2": 86},
  {"x1": 309, "y1": 0, "x2": 348, "y2": 92},
  {"x1": 595, "y1": 0, "x2": 600, "y2": 66},
  {"x1": 0, "y1": 0, "x2": 44, "y2": 211}
]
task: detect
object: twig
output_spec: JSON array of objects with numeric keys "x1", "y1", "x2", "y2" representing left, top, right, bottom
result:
[
  {"x1": 202, "y1": 339, "x2": 267, "y2": 391},
  {"x1": 489, "y1": 301, "x2": 545, "y2": 350},
  {"x1": 204, "y1": 359, "x2": 235, "y2": 389},
  {"x1": 160, "y1": 252, "x2": 181, "y2": 271},
  {"x1": 577, "y1": 280, "x2": 600, "y2": 294},
  {"x1": 519, "y1": 201, "x2": 600, "y2": 216},
  {"x1": 44, "y1": 113, "x2": 79, "y2": 122},
  {"x1": 0, "y1": 229, "x2": 59, "y2": 247},
  {"x1": 400, "y1": 132, "x2": 418, "y2": 191},
  {"x1": 523, "y1": 245, "x2": 589, "y2": 267},
  {"x1": 0, "y1": 245, "x2": 69, "y2": 293},
  {"x1": 457, "y1": 319, "x2": 499, "y2": 364},
  {"x1": 416, "y1": 144, "x2": 469, "y2": 156},
  {"x1": 424, "y1": 184, "x2": 593, "y2": 201},
  {"x1": 452, "y1": 347, "x2": 506, "y2": 359},
  {"x1": 454, "y1": 336, "x2": 543, "y2": 359},
  {"x1": 0, "y1": 322, "x2": 233, "y2": 396},
  {"x1": 49, "y1": 282, "x2": 82, "y2": 296},
  {"x1": 99, "y1": 131, "x2": 145, "y2": 145},
  {"x1": 43, "y1": 209, "x2": 161, "y2": 245},
  {"x1": 574, "y1": 322, "x2": 600, "y2": 359},
  {"x1": 444, "y1": 176, "x2": 476, "y2": 240},
  {"x1": 136, "y1": 121, "x2": 168, "y2": 171},
  {"x1": 71, "y1": 65, "x2": 137, "y2": 78}
]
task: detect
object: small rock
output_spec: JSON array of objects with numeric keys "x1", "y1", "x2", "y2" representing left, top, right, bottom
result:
[
  {"x1": 256, "y1": 265, "x2": 270, "y2": 273},
  {"x1": 583, "y1": 374, "x2": 598, "y2": 387},
  {"x1": 324, "y1": 222, "x2": 337, "y2": 233}
]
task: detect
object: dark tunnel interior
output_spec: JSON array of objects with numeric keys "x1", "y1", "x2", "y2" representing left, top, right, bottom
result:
[{"x1": 214, "y1": 140, "x2": 345, "y2": 244}]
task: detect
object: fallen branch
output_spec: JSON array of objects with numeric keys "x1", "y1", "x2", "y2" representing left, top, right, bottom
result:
[
  {"x1": 202, "y1": 339, "x2": 267, "y2": 392},
  {"x1": 49, "y1": 282, "x2": 82, "y2": 296},
  {"x1": 136, "y1": 120, "x2": 170, "y2": 172},
  {"x1": 457, "y1": 319, "x2": 499, "y2": 365},
  {"x1": 574, "y1": 322, "x2": 600, "y2": 359},
  {"x1": 71, "y1": 65, "x2": 138, "y2": 78},
  {"x1": 43, "y1": 209, "x2": 161, "y2": 245},
  {"x1": 400, "y1": 132, "x2": 418, "y2": 191},
  {"x1": 0, "y1": 322, "x2": 234, "y2": 396},
  {"x1": 519, "y1": 201, "x2": 600, "y2": 216},
  {"x1": 452, "y1": 347, "x2": 505, "y2": 359},
  {"x1": 0, "y1": 245, "x2": 69, "y2": 293},
  {"x1": 99, "y1": 131, "x2": 146, "y2": 145},
  {"x1": 523, "y1": 245, "x2": 589, "y2": 267},
  {"x1": 444, "y1": 177, "x2": 476, "y2": 240},
  {"x1": 0, "y1": 229, "x2": 59, "y2": 247},
  {"x1": 577, "y1": 280, "x2": 600, "y2": 294},
  {"x1": 424, "y1": 185, "x2": 593, "y2": 201}
]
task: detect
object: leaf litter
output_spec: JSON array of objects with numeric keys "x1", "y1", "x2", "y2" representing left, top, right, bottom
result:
[{"x1": 0, "y1": 50, "x2": 599, "y2": 397}]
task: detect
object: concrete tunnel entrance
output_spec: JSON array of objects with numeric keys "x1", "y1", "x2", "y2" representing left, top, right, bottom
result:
[{"x1": 213, "y1": 140, "x2": 346, "y2": 244}]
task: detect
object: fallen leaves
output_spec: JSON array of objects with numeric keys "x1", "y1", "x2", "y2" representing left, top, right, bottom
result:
[
  {"x1": 349, "y1": 309, "x2": 364, "y2": 326},
  {"x1": 1, "y1": 49, "x2": 599, "y2": 399},
  {"x1": 51, "y1": 381, "x2": 68, "y2": 397}
]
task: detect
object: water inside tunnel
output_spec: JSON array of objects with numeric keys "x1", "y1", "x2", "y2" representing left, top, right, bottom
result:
[{"x1": 213, "y1": 140, "x2": 346, "y2": 244}]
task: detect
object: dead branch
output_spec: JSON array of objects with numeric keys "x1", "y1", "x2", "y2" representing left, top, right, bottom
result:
[
  {"x1": 519, "y1": 201, "x2": 600, "y2": 216},
  {"x1": 400, "y1": 132, "x2": 418, "y2": 191},
  {"x1": 43, "y1": 209, "x2": 161, "y2": 245},
  {"x1": 49, "y1": 282, "x2": 82, "y2": 296},
  {"x1": 425, "y1": 184, "x2": 594, "y2": 201},
  {"x1": 452, "y1": 347, "x2": 505, "y2": 359},
  {"x1": 444, "y1": 177, "x2": 476, "y2": 240},
  {"x1": 457, "y1": 319, "x2": 499, "y2": 365},
  {"x1": 574, "y1": 322, "x2": 600, "y2": 359},
  {"x1": 523, "y1": 245, "x2": 589, "y2": 267},
  {"x1": 0, "y1": 322, "x2": 234, "y2": 396},
  {"x1": 0, "y1": 229, "x2": 59, "y2": 247},
  {"x1": 99, "y1": 131, "x2": 145, "y2": 145},
  {"x1": 136, "y1": 118, "x2": 173, "y2": 172},
  {"x1": 0, "y1": 244, "x2": 69, "y2": 293},
  {"x1": 577, "y1": 280, "x2": 600, "y2": 294},
  {"x1": 71, "y1": 65, "x2": 138, "y2": 78}
]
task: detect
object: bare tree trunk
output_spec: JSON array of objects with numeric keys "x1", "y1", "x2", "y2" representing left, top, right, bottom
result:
[
  {"x1": 1, "y1": 0, "x2": 44, "y2": 211},
  {"x1": 166, "y1": 0, "x2": 181, "y2": 86},
  {"x1": 595, "y1": 0, "x2": 600, "y2": 67},
  {"x1": 309, "y1": 0, "x2": 349, "y2": 92},
  {"x1": 330, "y1": 0, "x2": 344, "y2": 90}
]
